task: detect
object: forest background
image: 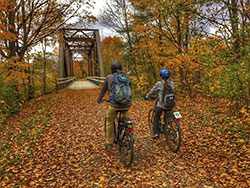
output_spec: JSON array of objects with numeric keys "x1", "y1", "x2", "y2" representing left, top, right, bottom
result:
[{"x1": 0, "y1": 0, "x2": 249, "y2": 124}]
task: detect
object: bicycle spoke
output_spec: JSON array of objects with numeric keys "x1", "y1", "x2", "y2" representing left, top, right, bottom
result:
[
  {"x1": 119, "y1": 132, "x2": 134, "y2": 167},
  {"x1": 165, "y1": 121, "x2": 181, "y2": 153}
]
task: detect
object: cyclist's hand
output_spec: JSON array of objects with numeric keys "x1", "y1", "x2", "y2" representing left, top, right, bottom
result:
[
  {"x1": 144, "y1": 96, "x2": 149, "y2": 100},
  {"x1": 151, "y1": 96, "x2": 157, "y2": 100},
  {"x1": 103, "y1": 99, "x2": 110, "y2": 103},
  {"x1": 97, "y1": 97, "x2": 103, "y2": 104}
]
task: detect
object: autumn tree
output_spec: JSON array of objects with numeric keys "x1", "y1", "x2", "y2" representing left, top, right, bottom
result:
[
  {"x1": 101, "y1": 36, "x2": 125, "y2": 75},
  {"x1": 193, "y1": 0, "x2": 250, "y2": 110},
  {"x1": 130, "y1": 0, "x2": 199, "y2": 91},
  {"x1": 0, "y1": 0, "x2": 95, "y2": 120},
  {"x1": 73, "y1": 60, "x2": 87, "y2": 79},
  {"x1": 32, "y1": 50, "x2": 57, "y2": 95},
  {"x1": 0, "y1": 0, "x2": 95, "y2": 60},
  {"x1": 100, "y1": 0, "x2": 133, "y2": 50},
  {"x1": 119, "y1": 0, "x2": 249, "y2": 112}
]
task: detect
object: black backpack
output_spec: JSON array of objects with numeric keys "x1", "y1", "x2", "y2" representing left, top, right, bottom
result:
[{"x1": 162, "y1": 80, "x2": 176, "y2": 109}]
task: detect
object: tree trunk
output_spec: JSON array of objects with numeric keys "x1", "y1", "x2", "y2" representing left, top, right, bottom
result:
[
  {"x1": 122, "y1": 0, "x2": 133, "y2": 71},
  {"x1": 7, "y1": 2, "x2": 17, "y2": 58},
  {"x1": 42, "y1": 38, "x2": 47, "y2": 95},
  {"x1": 175, "y1": 14, "x2": 182, "y2": 53},
  {"x1": 28, "y1": 67, "x2": 35, "y2": 100},
  {"x1": 228, "y1": 0, "x2": 241, "y2": 56}
]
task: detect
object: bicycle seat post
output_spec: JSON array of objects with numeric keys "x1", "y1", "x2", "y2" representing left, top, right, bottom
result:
[{"x1": 117, "y1": 111, "x2": 122, "y2": 121}]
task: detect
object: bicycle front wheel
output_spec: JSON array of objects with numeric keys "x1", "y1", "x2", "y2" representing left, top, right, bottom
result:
[
  {"x1": 148, "y1": 109, "x2": 155, "y2": 138},
  {"x1": 119, "y1": 130, "x2": 134, "y2": 167},
  {"x1": 165, "y1": 121, "x2": 181, "y2": 153}
]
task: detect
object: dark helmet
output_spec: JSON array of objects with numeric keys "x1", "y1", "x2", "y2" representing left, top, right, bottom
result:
[
  {"x1": 111, "y1": 61, "x2": 122, "y2": 73},
  {"x1": 159, "y1": 69, "x2": 170, "y2": 79}
]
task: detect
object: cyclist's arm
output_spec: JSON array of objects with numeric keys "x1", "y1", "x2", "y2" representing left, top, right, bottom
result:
[
  {"x1": 97, "y1": 78, "x2": 108, "y2": 102},
  {"x1": 146, "y1": 82, "x2": 160, "y2": 99},
  {"x1": 170, "y1": 80, "x2": 174, "y2": 92}
]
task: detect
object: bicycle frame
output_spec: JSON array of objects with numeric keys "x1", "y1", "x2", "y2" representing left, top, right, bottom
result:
[
  {"x1": 115, "y1": 112, "x2": 133, "y2": 144},
  {"x1": 148, "y1": 98, "x2": 182, "y2": 153}
]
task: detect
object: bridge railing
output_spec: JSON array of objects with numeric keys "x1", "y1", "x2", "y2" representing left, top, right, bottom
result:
[
  {"x1": 56, "y1": 77, "x2": 75, "y2": 91},
  {"x1": 87, "y1": 76, "x2": 106, "y2": 86}
]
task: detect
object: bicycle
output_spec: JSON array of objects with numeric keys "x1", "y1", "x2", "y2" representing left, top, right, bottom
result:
[
  {"x1": 104, "y1": 102, "x2": 134, "y2": 167},
  {"x1": 148, "y1": 98, "x2": 182, "y2": 153}
]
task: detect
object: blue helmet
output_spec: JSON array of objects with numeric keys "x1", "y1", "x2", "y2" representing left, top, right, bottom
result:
[{"x1": 159, "y1": 69, "x2": 170, "y2": 79}]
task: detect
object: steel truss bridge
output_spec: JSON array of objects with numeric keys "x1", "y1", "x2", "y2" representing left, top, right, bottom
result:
[{"x1": 57, "y1": 28, "x2": 105, "y2": 91}]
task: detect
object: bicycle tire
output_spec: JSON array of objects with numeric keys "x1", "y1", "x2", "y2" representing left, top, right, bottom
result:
[
  {"x1": 119, "y1": 130, "x2": 134, "y2": 167},
  {"x1": 165, "y1": 121, "x2": 181, "y2": 153},
  {"x1": 148, "y1": 109, "x2": 155, "y2": 138}
]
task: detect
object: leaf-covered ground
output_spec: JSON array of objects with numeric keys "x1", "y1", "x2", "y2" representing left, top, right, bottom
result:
[{"x1": 0, "y1": 89, "x2": 249, "y2": 187}]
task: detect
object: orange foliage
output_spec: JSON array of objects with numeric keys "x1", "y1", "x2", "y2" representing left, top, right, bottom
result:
[
  {"x1": 101, "y1": 36, "x2": 125, "y2": 75},
  {"x1": 0, "y1": 0, "x2": 16, "y2": 41},
  {"x1": 73, "y1": 60, "x2": 87, "y2": 79}
]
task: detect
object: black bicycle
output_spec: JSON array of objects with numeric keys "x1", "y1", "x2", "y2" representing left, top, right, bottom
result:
[
  {"x1": 105, "y1": 110, "x2": 134, "y2": 167},
  {"x1": 148, "y1": 100, "x2": 182, "y2": 153}
]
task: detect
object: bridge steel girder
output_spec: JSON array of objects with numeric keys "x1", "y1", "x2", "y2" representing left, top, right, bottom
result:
[{"x1": 58, "y1": 28, "x2": 104, "y2": 78}]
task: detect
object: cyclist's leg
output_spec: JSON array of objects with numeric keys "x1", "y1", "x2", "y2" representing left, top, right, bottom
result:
[
  {"x1": 121, "y1": 108, "x2": 129, "y2": 118},
  {"x1": 106, "y1": 105, "x2": 118, "y2": 146},
  {"x1": 163, "y1": 110, "x2": 171, "y2": 129},
  {"x1": 153, "y1": 107, "x2": 163, "y2": 137},
  {"x1": 164, "y1": 110, "x2": 170, "y2": 120}
]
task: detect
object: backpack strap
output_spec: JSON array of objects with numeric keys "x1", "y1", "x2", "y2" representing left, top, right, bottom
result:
[
  {"x1": 161, "y1": 80, "x2": 174, "y2": 105},
  {"x1": 161, "y1": 80, "x2": 166, "y2": 105}
]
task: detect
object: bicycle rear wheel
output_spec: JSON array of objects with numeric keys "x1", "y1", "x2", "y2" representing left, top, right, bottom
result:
[
  {"x1": 148, "y1": 109, "x2": 155, "y2": 138},
  {"x1": 119, "y1": 130, "x2": 134, "y2": 167},
  {"x1": 165, "y1": 121, "x2": 181, "y2": 153}
]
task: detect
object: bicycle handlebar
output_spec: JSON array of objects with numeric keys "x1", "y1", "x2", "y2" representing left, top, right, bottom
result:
[{"x1": 150, "y1": 96, "x2": 157, "y2": 100}]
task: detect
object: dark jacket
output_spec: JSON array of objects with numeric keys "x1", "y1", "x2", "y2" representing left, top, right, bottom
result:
[{"x1": 97, "y1": 74, "x2": 131, "y2": 109}]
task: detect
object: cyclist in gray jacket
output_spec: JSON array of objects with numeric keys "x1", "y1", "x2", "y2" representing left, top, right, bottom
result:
[{"x1": 145, "y1": 69, "x2": 174, "y2": 139}]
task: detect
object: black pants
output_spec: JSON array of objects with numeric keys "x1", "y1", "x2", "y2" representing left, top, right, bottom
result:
[{"x1": 153, "y1": 107, "x2": 171, "y2": 135}]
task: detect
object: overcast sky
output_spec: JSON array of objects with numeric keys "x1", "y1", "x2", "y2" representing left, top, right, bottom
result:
[
  {"x1": 90, "y1": 0, "x2": 117, "y2": 39},
  {"x1": 92, "y1": 0, "x2": 107, "y2": 17}
]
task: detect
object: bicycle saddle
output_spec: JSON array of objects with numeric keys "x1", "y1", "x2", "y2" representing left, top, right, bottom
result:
[
  {"x1": 119, "y1": 117, "x2": 133, "y2": 125},
  {"x1": 116, "y1": 110, "x2": 128, "y2": 113}
]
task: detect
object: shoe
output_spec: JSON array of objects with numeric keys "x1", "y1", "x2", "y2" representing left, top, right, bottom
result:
[
  {"x1": 153, "y1": 134, "x2": 159, "y2": 139},
  {"x1": 104, "y1": 144, "x2": 113, "y2": 150}
]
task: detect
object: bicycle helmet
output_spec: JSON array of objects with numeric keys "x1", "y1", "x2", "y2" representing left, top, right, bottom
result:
[
  {"x1": 111, "y1": 61, "x2": 122, "y2": 73},
  {"x1": 159, "y1": 69, "x2": 170, "y2": 79}
]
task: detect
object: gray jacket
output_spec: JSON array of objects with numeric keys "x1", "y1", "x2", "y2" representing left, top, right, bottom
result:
[
  {"x1": 146, "y1": 79, "x2": 174, "y2": 109},
  {"x1": 97, "y1": 74, "x2": 131, "y2": 109}
]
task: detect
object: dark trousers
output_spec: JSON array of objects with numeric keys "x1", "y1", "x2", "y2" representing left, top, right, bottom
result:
[{"x1": 153, "y1": 107, "x2": 171, "y2": 135}]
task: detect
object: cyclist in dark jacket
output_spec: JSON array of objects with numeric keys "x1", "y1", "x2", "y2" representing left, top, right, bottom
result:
[
  {"x1": 145, "y1": 69, "x2": 174, "y2": 139},
  {"x1": 97, "y1": 61, "x2": 131, "y2": 149}
]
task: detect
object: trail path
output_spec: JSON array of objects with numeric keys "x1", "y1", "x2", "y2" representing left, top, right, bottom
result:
[
  {"x1": 69, "y1": 80, "x2": 99, "y2": 90},
  {"x1": 0, "y1": 89, "x2": 248, "y2": 187}
]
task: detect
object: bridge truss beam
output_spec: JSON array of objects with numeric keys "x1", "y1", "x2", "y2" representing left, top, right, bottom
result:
[{"x1": 58, "y1": 28, "x2": 104, "y2": 78}]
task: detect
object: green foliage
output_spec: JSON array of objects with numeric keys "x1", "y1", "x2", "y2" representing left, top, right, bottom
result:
[
  {"x1": 204, "y1": 48, "x2": 250, "y2": 111},
  {"x1": 32, "y1": 51, "x2": 57, "y2": 95},
  {"x1": 0, "y1": 78, "x2": 23, "y2": 123}
]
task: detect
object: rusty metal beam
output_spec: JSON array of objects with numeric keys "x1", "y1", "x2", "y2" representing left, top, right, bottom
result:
[
  {"x1": 58, "y1": 28, "x2": 104, "y2": 78},
  {"x1": 64, "y1": 37, "x2": 95, "y2": 42},
  {"x1": 94, "y1": 30, "x2": 104, "y2": 77},
  {"x1": 68, "y1": 44, "x2": 93, "y2": 48},
  {"x1": 62, "y1": 28, "x2": 99, "y2": 31}
]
